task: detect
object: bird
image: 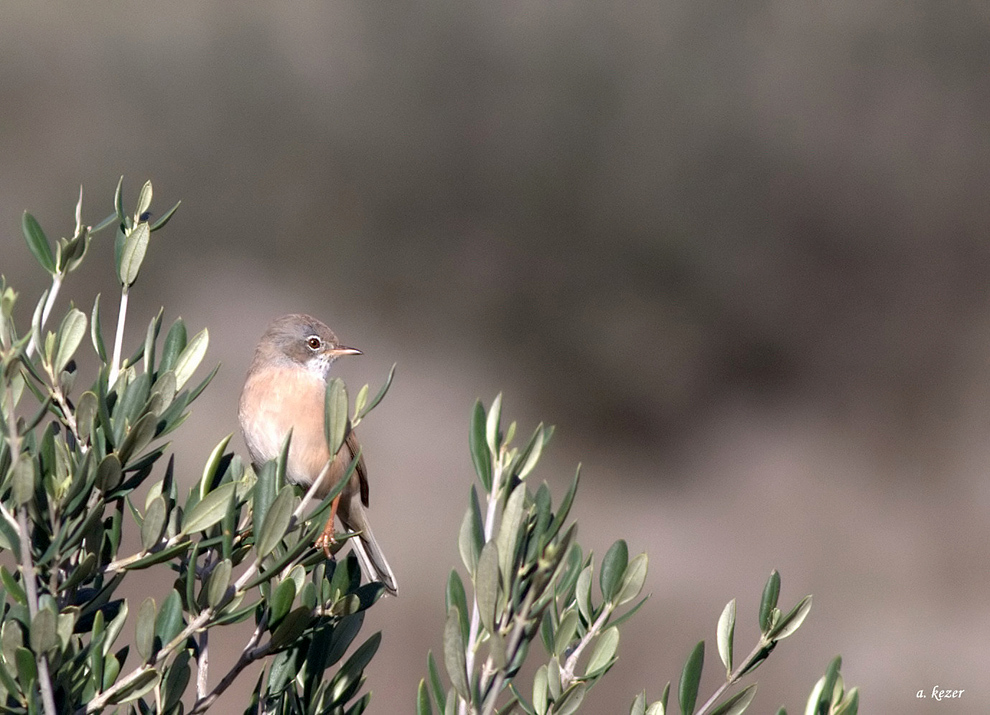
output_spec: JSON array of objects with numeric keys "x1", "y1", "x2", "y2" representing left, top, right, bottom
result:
[{"x1": 238, "y1": 313, "x2": 397, "y2": 596}]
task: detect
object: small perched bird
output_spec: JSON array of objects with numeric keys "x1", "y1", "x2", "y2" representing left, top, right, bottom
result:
[{"x1": 238, "y1": 314, "x2": 397, "y2": 596}]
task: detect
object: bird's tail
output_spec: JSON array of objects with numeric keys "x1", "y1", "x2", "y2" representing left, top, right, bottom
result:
[{"x1": 350, "y1": 522, "x2": 398, "y2": 597}]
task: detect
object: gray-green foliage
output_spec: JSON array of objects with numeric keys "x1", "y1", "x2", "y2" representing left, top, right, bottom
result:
[
  {"x1": 419, "y1": 395, "x2": 650, "y2": 715},
  {"x1": 0, "y1": 181, "x2": 390, "y2": 714},
  {"x1": 421, "y1": 396, "x2": 859, "y2": 715}
]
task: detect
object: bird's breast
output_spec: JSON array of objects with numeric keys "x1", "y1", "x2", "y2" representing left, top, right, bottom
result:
[{"x1": 239, "y1": 365, "x2": 331, "y2": 484}]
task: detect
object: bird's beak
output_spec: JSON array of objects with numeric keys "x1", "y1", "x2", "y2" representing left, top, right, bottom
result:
[{"x1": 329, "y1": 346, "x2": 362, "y2": 357}]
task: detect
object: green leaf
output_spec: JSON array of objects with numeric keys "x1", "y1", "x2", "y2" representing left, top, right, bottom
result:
[
  {"x1": 107, "y1": 667, "x2": 160, "y2": 704},
  {"x1": 533, "y1": 665, "x2": 549, "y2": 715},
  {"x1": 162, "y1": 648, "x2": 191, "y2": 712},
  {"x1": 29, "y1": 608, "x2": 57, "y2": 655},
  {"x1": 458, "y1": 486, "x2": 483, "y2": 573},
  {"x1": 142, "y1": 308, "x2": 162, "y2": 375},
  {"x1": 324, "y1": 377, "x2": 348, "y2": 456},
  {"x1": 199, "y1": 434, "x2": 233, "y2": 499},
  {"x1": 269, "y1": 578, "x2": 297, "y2": 630},
  {"x1": 96, "y1": 454, "x2": 123, "y2": 492},
  {"x1": 717, "y1": 600, "x2": 736, "y2": 678},
  {"x1": 767, "y1": 595, "x2": 812, "y2": 641},
  {"x1": 417, "y1": 679, "x2": 434, "y2": 715},
  {"x1": 330, "y1": 631, "x2": 381, "y2": 702},
  {"x1": 113, "y1": 175, "x2": 125, "y2": 222},
  {"x1": 616, "y1": 552, "x2": 648, "y2": 606},
  {"x1": 91, "y1": 294, "x2": 107, "y2": 361},
  {"x1": 475, "y1": 541, "x2": 499, "y2": 636},
  {"x1": 516, "y1": 424, "x2": 546, "y2": 480},
  {"x1": 256, "y1": 485, "x2": 295, "y2": 557},
  {"x1": 269, "y1": 606, "x2": 310, "y2": 651},
  {"x1": 159, "y1": 319, "x2": 187, "y2": 373},
  {"x1": 554, "y1": 610, "x2": 579, "y2": 658},
  {"x1": 119, "y1": 221, "x2": 150, "y2": 286},
  {"x1": 136, "y1": 597, "x2": 156, "y2": 661},
  {"x1": 22, "y1": 212, "x2": 55, "y2": 274},
  {"x1": 182, "y1": 481, "x2": 238, "y2": 535},
  {"x1": 140, "y1": 496, "x2": 167, "y2": 551},
  {"x1": 678, "y1": 641, "x2": 705, "y2": 715},
  {"x1": 355, "y1": 362, "x2": 396, "y2": 420},
  {"x1": 600, "y1": 539, "x2": 629, "y2": 602},
  {"x1": 76, "y1": 390, "x2": 98, "y2": 444},
  {"x1": 206, "y1": 559, "x2": 232, "y2": 608},
  {"x1": 835, "y1": 687, "x2": 859, "y2": 715},
  {"x1": 427, "y1": 651, "x2": 445, "y2": 712},
  {"x1": 469, "y1": 400, "x2": 492, "y2": 490},
  {"x1": 446, "y1": 571, "x2": 469, "y2": 644},
  {"x1": 485, "y1": 393, "x2": 503, "y2": 454},
  {"x1": 54, "y1": 308, "x2": 87, "y2": 374},
  {"x1": 172, "y1": 327, "x2": 208, "y2": 390},
  {"x1": 496, "y1": 482, "x2": 527, "y2": 588},
  {"x1": 576, "y1": 564, "x2": 593, "y2": 623},
  {"x1": 709, "y1": 683, "x2": 758, "y2": 715},
  {"x1": 155, "y1": 590, "x2": 184, "y2": 649},
  {"x1": 150, "y1": 200, "x2": 181, "y2": 232},
  {"x1": 586, "y1": 626, "x2": 620, "y2": 677},
  {"x1": 443, "y1": 606, "x2": 469, "y2": 700},
  {"x1": 555, "y1": 683, "x2": 587, "y2": 715},
  {"x1": 116, "y1": 411, "x2": 158, "y2": 465},
  {"x1": 14, "y1": 646, "x2": 36, "y2": 690},
  {"x1": 759, "y1": 570, "x2": 781, "y2": 634},
  {"x1": 136, "y1": 180, "x2": 153, "y2": 219},
  {"x1": 11, "y1": 455, "x2": 35, "y2": 506}
]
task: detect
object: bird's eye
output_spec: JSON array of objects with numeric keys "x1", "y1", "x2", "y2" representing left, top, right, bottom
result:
[{"x1": 306, "y1": 336, "x2": 321, "y2": 350}]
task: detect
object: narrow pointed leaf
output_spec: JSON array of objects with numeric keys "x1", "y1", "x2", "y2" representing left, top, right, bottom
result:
[
  {"x1": 709, "y1": 684, "x2": 758, "y2": 715},
  {"x1": 54, "y1": 308, "x2": 86, "y2": 374},
  {"x1": 22, "y1": 212, "x2": 55, "y2": 274},
  {"x1": 759, "y1": 570, "x2": 781, "y2": 634},
  {"x1": 616, "y1": 552, "x2": 648, "y2": 606},
  {"x1": 678, "y1": 641, "x2": 705, "y2": 715},
  {"x1": 136, "y1": 598, "x2": 156, "y2": 661},
  {"x1": 586, "y1": 626, "x2": 620, "y2": 676},
  {"x1": 136, "y1": 180, "x2": 153, "y2": 218},
  {"x1": 256, "y1": 485, "x2": 295, "y2": 557},
  {"x1": 475, "y1": 541, "x2": 499, "y2": 636},
  {"x1": 417, "y1": 679, "x2": 434, "y2": 715},
  {"x1": 182, "y1": 482, "x2": 238, "y2": 535},
  {"x1": 443, "y1": 606, "x2": 469, "y2": 700},
  {"x1": 767, "y1": 595, "x2": 812, "y2": 641},
  {"x1": 207, "y1": 559, "x2": 232, "y2": 608},
  {"x1": 717, "y1": 599, "x2": 736, "y2": 676},
  {"x1": 91, "y1": 294, "x2": 108, "y2": 361},
  {"x1": 140, "y1": 496, "x2": 167, "y2": 551},
  {"x1": 172, "y1": 327, "x2": 208, "y2": 390},
  {"x1": 457, "y1": 486, "x2": 483, "y2": 573},
  {"x1": 485, "y1": 393, "x2": 503, "y2": 453},
  {"x1": 324, "y1": 377, "x2": 348, "y2": 456},
  {"x1": 496, "y1": 483, "x2": 526, "y2": 586},
  {"x1": 119, "y1": 221, "x2": 150, "y2": 286},
  {"x1": 469, "y1": 400, "x2": 492, "y2": 490},
  {"x1": 600, "y1": 539, "x2": 629, "y2": 602},
  {"x1": 150, "y1": 200, "x2": 181, "y2": 231}
]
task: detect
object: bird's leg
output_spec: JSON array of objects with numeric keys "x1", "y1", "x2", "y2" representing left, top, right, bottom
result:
[{"x1": 315, "y1": 492, "x2": 342, "y2": 558}]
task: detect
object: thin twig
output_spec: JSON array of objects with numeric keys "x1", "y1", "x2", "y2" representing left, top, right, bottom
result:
[
  {"x1": 3, "y1": 388, "x2": 57, "y2": 715},
  {"x1": 461, "y1": 456, "x2": 504, "y2": 715},
  {"x1": 84, "y1": 464, "x2": 327, "y2": 713},
  {"x1": 694, "y1": 640, "x2": 769, "y2": 715},
  {"x1": 188, "y1": 613, "x2": 270, "y2": 715},
  {"x1": 558, "y1": 604, "x2": 613, "y2": 690},
  {"x1": 108, "y1": 286, "x2": 128, "y2": 385}
]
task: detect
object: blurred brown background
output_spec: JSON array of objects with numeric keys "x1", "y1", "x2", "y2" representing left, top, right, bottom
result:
[{"x1": 3, "y1": 2, "x2": 989, "y2": 712}]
